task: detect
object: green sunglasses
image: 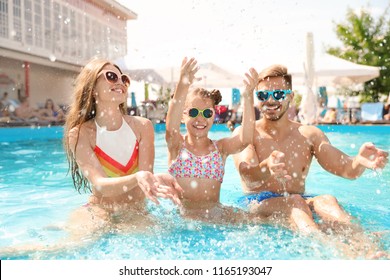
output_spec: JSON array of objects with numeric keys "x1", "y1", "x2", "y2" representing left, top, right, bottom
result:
[{"x1": 187, "y1": 108, "x2": 214, "y2": 119}]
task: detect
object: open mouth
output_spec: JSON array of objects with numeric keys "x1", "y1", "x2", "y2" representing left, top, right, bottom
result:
[
  {"x1": 111, "y1": 88, "x2": 125, "y2": 94},
  {"x1": 192, "y1": 123, "x2": 207, "y2": 130},
  {"x1": 263, "y1": 104, "x2": 282, "y2": 112}
]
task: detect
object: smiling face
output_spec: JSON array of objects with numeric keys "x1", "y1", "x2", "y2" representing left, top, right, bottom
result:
[
  {"x1": 257, "y1": 76, "x2": 293, "y2": 121},
  {"x1": 184, "y1": 92, "x2": 215, "y2": 138},
  {"x1": 94, "y1": 64, "x2": 129, "y2": 107}
]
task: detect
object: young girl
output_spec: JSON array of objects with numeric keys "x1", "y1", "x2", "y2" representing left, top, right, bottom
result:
[{"x1": 165, "y1": 57, "x2": 258, "y2": 223}]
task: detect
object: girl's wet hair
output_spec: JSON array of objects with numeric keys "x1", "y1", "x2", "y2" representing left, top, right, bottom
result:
[{"x1": 189, "y1": 87, "x2": 222, "y2": 106}]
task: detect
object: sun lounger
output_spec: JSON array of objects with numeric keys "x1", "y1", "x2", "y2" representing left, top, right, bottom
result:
[{"x1": 360, "y1": 102, "x2": 384, "y2": 122}]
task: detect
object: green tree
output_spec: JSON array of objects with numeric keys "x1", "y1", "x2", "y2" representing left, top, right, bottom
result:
[{"x1": 327, "y1": 5, "x2": 390, "y2": 102}]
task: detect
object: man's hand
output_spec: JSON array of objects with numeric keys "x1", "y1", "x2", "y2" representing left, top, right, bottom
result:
[
  {"x1": 266, "y1": 150, "x2": 292, "y2": 180},
  {"x1": 355, "y1": 142, "x2": 388, "y2": 170}
]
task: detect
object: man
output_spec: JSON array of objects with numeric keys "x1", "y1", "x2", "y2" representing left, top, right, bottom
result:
[{"x1": 232, "y1": 65, "x2": 388, "y2": 254}]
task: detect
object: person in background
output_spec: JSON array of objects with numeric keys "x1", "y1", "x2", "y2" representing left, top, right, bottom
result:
[
  {"x1": 14, "y1": 96, "x2": 42, "y2": 120},
  {"x1": 321, "y1": 107, "x2": 337, "y2": 123},
  {"x1": 39, "y1": 98, "x2": 65, "y2": 122},
  {"x1": 383, "y1": 94, "x2": 390, "y2": 121}
]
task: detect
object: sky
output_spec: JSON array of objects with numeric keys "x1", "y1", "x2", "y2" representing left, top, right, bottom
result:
[{"x1": 118, "y1": 0, "x2": 389, "y2": 75}]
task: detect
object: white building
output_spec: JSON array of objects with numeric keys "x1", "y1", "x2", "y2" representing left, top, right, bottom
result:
[{"x1": 0, "y1": 0, "x2": 136, "y2": 106}]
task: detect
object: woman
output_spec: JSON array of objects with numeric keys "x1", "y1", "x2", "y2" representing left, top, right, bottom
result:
[
  {"x1": 0, "y1": 59, "x2": 183, "y2": 257},
  {"x1": 63, "y1": 58, "x2": 183, "y2": 237}
]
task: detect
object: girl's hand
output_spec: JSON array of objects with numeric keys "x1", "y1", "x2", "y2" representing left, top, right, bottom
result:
[
  {"x1": 179, "y1": 57, "x2": 201, "y2": 86},
  {"x1": 242, "y1": 68, "x2": 258, "y2": 98},
  {"x1": 135, "y1": 171, "x2": 161, "y2": 204},
  {"x1": 154, "y1": 173, "x2": 183, "y2": 206}
]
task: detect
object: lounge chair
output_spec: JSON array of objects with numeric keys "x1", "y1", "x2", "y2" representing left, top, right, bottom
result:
[{"x1": 360, "y1": 102, "x2": 385, "y2": 123}]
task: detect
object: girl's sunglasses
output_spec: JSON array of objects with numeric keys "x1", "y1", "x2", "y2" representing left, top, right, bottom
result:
[
  {"x1": 98, "y1": 70, "x2": 131, "y2": 87},
  {"x1": 187, "y1": 108, "x2": 214, "y2": 119},
  {"x1": 256, "y1": 89, "x2": 292, "y2": 102}
]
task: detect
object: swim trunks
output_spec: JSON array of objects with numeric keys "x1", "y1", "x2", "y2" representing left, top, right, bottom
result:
[{"x1": 238, "y1": 191, "x2": 314, "y2": 207}]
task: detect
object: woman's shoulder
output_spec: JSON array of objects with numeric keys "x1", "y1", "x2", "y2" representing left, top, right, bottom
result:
[
  {"x1": 69, "y1": 120, "x2": 95, "y2": 139},
  {"x1": 68, "y1": 120, "x2": 95, "y2": 151},
  {"x1": 123, "y1": 115, "x2": 154, "y2": 139},
  {"x1": 123, "y1": 115, "x2": 153, "y2": 129}
]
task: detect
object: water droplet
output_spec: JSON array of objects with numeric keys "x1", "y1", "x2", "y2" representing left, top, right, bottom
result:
[
  {"x1": 49, "y1": 54, "x2": 56, "y2": 62},
  {"x1": 190, "y1": 180, "x2": 198, "y2": 188}
]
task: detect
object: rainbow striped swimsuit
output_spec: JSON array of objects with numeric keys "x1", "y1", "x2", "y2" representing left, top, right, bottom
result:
[{"x1": 94, "y1": 119, "x2": 139, "y2": 177}]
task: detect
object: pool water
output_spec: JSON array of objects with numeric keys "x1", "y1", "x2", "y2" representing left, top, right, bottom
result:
[{"x1": 0, "y1": 125, "x2": 389, "y2": 259}]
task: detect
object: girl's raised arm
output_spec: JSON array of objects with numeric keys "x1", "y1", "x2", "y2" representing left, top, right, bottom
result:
[{"x1": 165, "y1": 57, "x2": 199, "y2": 151}]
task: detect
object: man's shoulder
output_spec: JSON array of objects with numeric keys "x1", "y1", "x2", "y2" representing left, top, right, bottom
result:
[{"x1": 297, "y1": 123, "x2": 323, "y2": 134}]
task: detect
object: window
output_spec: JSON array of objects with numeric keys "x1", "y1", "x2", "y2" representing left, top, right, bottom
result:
[
  {"x1": 12, "y1": 0, "x2": 22, "y2": 42},
  {"x1": 43, "y1": 0, "x2": 51, "y2": 50},
  {"x1": 53, "y1": 2, "x2": 61, "y2": 54},
  {"x1": 24, "y1": 0, "x2": 33, "y2": 45},
  {"x1": 0, "y1": 0, "x2": 8, "y2": 38},
  {"x1": 34, "y1": 0, "x2": 43, "y2": 47},
  {"x1": 61, "y1": 6, "x2": 69, "y2": 56},
  {"x1": 69, "y1": 9, "x2": 76, "y2": 57}
]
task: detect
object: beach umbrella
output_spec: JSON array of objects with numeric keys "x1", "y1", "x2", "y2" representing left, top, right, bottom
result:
[
  {"x1": 298, "y1": 32, "x2": 318, "y2": 124},
  {"x1": 155, "y1": 63, "x2": 243, "y2": 89}
]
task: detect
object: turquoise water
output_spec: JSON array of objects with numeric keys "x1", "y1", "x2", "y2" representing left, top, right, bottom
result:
[{"x1": 0, "y1": 125, "x2": 389, "y2": 259}]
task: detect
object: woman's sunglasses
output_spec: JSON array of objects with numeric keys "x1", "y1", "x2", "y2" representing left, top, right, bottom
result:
[
  {"x1": 98, "y1": 70, "x2": 131, "y2": 87},
  {"x1": 256, "y1": 89, "x2": 292, "y2": 102},
  {"x1": 187, "y1": 108, "x2": 214, "y2": 119}
]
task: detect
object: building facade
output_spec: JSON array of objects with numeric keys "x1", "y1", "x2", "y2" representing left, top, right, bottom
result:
[{"x1": 0, "y1": 0, "x2": 136, "y2": 106}]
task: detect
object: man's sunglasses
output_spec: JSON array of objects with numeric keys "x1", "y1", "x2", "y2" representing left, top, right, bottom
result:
[
  {"x1": 98, "y1": 70, "x2": 131, "y2": 87},
  {"x1": 187, "y1": 108, "x2": 214, "y2": 119},
  {"x1": 256, "y1": 89, "x2": 292, "y2": 102}
]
